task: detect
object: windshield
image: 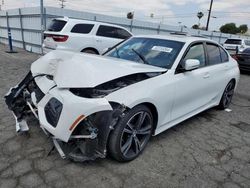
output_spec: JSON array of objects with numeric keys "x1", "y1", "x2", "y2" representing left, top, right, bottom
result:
[{"x1": 106, "y1": 37, "x2": 184, "y2": 69}]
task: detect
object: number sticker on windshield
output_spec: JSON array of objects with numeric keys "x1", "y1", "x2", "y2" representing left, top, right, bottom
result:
[{"x1": 152, "y1": 46, "x2": 173, "y2": 53}]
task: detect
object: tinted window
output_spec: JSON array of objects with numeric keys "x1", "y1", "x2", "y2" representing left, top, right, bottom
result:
[
  {"x1": 107, "y1": 37, "x2": 184, "y2": 69},
  {"x1": 97, "y1": 25, "x2": 131, "y2": 39},
  {"x1": 225, "y1": 39, "x2": 242, "y2": 45},
  {"x1": 48, "y1": 20, "x2": 67, "y2": 32},
  {"x1": 183, "y1": 44, "x2": 206, "y2": 67},
  {"x1": 244, "y1": 40, "x2": 250, "y2": 46},
  {"x1": 71, "y1": 24, "x2": 94, "y2": 34},
  {"x1": 219, "y1": 47, "x2": 229, "y2": 62},
  {"x1": 207, "y1": 44, "x2": 221, "y2": 65},
  {"x1": 116, "y1": 28, "x2": 132, "y2": 39}
]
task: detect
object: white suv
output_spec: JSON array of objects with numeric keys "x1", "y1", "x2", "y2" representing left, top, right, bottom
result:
[
  {"x1": 43, "y1": 17, "x2": 132, "y2": 54},
  {"x1": 223, "y1": 38, "x2": 250, "y2": 54}
]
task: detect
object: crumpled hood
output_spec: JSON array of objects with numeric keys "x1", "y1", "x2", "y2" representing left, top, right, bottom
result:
[{"x1": 31, "y1": 50, "x2": 167, "y2": 88}]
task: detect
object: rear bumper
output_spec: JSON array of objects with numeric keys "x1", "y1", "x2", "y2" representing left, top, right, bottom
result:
[{"x1": 238, "y1": 63, "x2": 250, "y2": 72}]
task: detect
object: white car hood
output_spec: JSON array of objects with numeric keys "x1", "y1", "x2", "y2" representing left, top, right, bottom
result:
[{"x1": 31, "y1": 50, "x2": 167, "y2": 88}]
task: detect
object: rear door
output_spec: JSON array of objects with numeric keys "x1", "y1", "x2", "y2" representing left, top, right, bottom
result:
[
  {"x1": 204, "y1": 43, "x2": 230, "y2": 97},
  {"x1": 66, "y1": 23, "x2": 95, "y2": 51},
  {"x1": 95, "y1": 25, "x2": 132, "y2": 52}
]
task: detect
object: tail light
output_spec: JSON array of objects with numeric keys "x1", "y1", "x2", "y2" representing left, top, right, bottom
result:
[
  {"x1": 231, "y1": 54, "x2": 238, "y2": 61},
  {"x1": 44, "y1": 34, "x2": 69, "y2": 42}
]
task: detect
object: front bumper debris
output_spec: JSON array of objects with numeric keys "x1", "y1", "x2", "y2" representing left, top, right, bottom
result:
[{"x1": 4, "y1": 72, "x2": 124, "y2": 162}]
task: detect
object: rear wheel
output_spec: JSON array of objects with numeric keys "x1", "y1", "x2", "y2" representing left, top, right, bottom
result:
[
  {"x1": 108, "y1": 105, "x2": 153, "y2": 162},
  {"x1": 218, "y1": 81, "x2": 235, "y2": 109}
]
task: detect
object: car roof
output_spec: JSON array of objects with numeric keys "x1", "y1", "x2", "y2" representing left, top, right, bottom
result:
[
  {"x1": 133, "y1": 34, "x2": 217, "y2": 44},
  {"x1": 54, "y1": 17, "x2": 130, "y2": 31}
]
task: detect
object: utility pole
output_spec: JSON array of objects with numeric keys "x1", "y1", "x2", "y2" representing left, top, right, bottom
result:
[
  {"x1": 206, "y1": 0, "x2": 214, "y2": 31},
  {"x1": 40, "y1": 0, "x2": 44, "y2": 54},
  {"x1": 59, "y1": 0, "x2": 66, "y2": 8}
]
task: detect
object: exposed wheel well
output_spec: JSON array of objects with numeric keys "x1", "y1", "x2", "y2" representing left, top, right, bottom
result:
[
  {"x1": 81, "y1": 47, "x2": 99, "y2": 54},
  {"x1": 230, "y1": 78, "x2": 236, "y2": 86},
  {"x1": 139, "y1": 102, "x2": 158, "y2": 134}
]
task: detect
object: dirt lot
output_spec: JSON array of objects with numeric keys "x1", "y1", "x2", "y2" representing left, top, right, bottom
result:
[{"x1": 0, "y1": 44, "x2": 250, "y2": 188}]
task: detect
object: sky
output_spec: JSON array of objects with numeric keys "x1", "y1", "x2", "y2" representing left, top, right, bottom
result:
[{"x1": 1, "y1": 0, "x2": 250, "y2": 31}]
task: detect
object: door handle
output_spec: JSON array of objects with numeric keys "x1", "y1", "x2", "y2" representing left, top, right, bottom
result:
[
  {"x1": 96, "y1": 39, "x2": 102, "y2": 42},
  {"x1": 203, "y1": 72, "x2": 210, "y2": 79}
]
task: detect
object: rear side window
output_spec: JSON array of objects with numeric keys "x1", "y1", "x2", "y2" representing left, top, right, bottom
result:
[
  {"x1": 183, "y1": 43, "x2": 206, "y2": 67},
  {"x1": 244, "y1": 40, "x2": 250, "y2": 46},
  {"x1": 97, "y1": 25, "x2": 131, "y2": 39},
  {"x1": 219, "y1": 47, "x2": 229, "y2": 62},
  {"x1": 71, "y1": 24, "x2": 94, "y2": 34},
  {"x1": 116, "y1": 28, "x2": 132, "y2": 39},
  {"x1": 206, "y1": 43, "x2": 221, "y2": 65},
  {"x1": 48, "y1": 20, "x2": 67, "y2": 32},
  {"x1": 224, "y1": 39, "x2": 242, "y2": 45}
]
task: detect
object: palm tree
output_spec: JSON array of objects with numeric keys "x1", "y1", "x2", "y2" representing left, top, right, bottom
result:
[{"x1": 197, "y1": 12, "x2": 204, "y2": 27}]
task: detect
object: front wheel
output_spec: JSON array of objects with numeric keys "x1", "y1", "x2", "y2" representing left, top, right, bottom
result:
[
  {"x1": 218, "y1": 81, "x2": 235, "y2": 110},
  {"x1": 108, "y1": 105, "x2": 153, "y2": 162}
]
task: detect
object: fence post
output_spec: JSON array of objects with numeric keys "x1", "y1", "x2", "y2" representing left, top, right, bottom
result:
[
  {"x1": 94, "y1": 16, "x2": 96, "y2": 21},
  {"x1": 130, "y1": 19, "x2": 133, "y2": 32},
  {"x1": 219, "y1": 32, "x2": 222, "y2": 44},
  {"x1": 19, "y1": 8, "x2": 25, "y2": 50},
  {"x1": 210, "y1": 32, "x2": 213, "y2": 40},
  {"x1": 6, "y1": 11, "x2": 16, "y2": 53},
  {"x1": 157, "y1": 24, "x2": 160, "y2": 34},
  {"x1": 44, "y1": 8, "x2": 47, "y2": 30}
]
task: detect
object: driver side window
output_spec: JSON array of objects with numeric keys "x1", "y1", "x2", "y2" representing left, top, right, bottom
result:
[{"x1": 182, "y1": 43, "x2": 206, "y2": 68}]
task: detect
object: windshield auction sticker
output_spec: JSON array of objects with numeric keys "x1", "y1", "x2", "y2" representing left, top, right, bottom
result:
[{"x1": 152, "y1": 46, "x2": 173, "y2": 53}]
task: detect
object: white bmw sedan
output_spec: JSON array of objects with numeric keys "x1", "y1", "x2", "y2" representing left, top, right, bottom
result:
[{"x1": 5, "y1": 35, "x2": 240, "y2": 162}]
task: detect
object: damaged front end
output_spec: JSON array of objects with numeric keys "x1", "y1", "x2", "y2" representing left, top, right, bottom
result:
[
  {"x1": 56, "y1": 102, "x2": 127, "y2": 162},
  {"x1": 4, "y1": 68, "x2": 161, "y2": 162},
  {"x1": 5, "y1": 71, "x2": 45, "y2": 132},
  {"x1": 4, "y1": 71, "x2": 128, "y2": 162}
]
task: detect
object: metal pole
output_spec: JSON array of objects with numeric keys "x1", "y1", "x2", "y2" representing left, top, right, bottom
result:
[
  {"x1": 6, "y1": 11, "x2": 17, "y2": 53},
  {"x1": 206, "y1": 0, "x2": 213, "y2": 31},
  {"x1": 40, "y1": 0, "x2": 44, "y2": 54},
  {"x1": 19, "y1": 8, "x2": 25, "y2": 50}
]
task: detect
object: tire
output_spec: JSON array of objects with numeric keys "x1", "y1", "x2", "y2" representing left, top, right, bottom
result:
[
  {"x1": 108, "y1": 105, "x2": 153, "y2": 162},
  {"x1": 81, "y1": 49, "x2": 98, "y2": 54},
  {"x1": 218, "y1": 81, "x2": 235, "y2": 110}
]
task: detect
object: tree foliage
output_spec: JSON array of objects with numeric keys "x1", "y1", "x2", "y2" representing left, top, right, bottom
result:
[{"x1": 220, "y1": 23, "x2": 248, "y2": 34}]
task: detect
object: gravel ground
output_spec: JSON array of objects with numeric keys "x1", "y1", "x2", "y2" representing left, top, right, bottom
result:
[{"x1": 0, "y1": 44, "x2": 250, "y2": 188}]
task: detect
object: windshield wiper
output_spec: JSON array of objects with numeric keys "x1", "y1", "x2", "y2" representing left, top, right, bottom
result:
[
  {"x1": 132, "y1": 48, "x2": 149, "y2": 64},
  {"x1": 115, "y1": 47, "x2": 120, "y2": 58}
]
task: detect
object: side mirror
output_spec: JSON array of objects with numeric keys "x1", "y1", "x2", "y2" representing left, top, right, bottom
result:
[{"x1": 184, "y1": 59, "x2": 200, "y2": 71}]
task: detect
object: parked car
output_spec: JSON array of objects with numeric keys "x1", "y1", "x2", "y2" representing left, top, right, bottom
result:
[
  {"x1": 233, "y1": 48, "x2": 250, "y2": 72},
  {"x1": 223, "y1": 38, "x2": 250, "y2": 55},
  {"x1": 5, "y1": 35, "x2": 240, "y2": 162},
  {"x1": 43, "y1": 17, "x2": 132, "y2": 54}
]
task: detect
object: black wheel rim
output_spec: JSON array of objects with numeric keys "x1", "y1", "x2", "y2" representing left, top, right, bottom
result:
[
  {"x1": 120, "y1": 111, "x2": 152, "y2": 158},
  {"x1": 223, "y1": 82, "x2": 234, "y2": 108}
]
